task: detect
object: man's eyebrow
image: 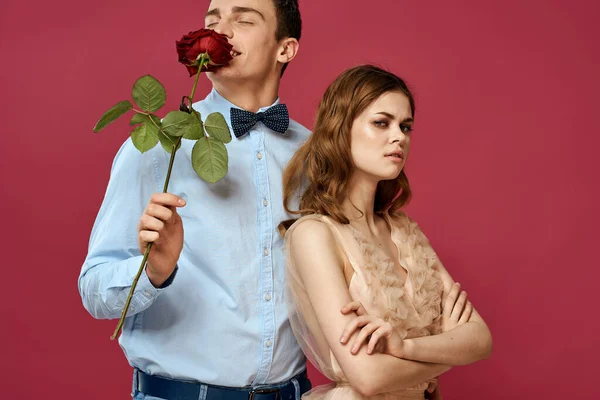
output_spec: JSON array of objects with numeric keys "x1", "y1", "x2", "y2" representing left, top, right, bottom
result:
[
  {"x1": 375, "y1": 112, "x2": 414, "y2": 123},
  {"x1": 232, "y1": 6, "x2": 265, "y2": 20},
  {"x1": 205, "y1": 8, "x2": 220, "y2": 19}
]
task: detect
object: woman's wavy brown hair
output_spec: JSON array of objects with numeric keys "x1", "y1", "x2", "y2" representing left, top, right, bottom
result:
[{"x1": 280, "y1": 65, "x2": 415, "y2": 234}]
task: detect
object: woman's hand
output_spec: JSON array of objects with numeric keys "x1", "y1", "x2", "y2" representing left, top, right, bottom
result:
[
  {"x1": 440, "y1": 282, "x2": 473, "y2": 332},
  {"x1": 426, "y1": 383, "x2": 443, "y2": 400},
  {"x1": 340, "y1": 301, "x2": 405, "y2": 357}
]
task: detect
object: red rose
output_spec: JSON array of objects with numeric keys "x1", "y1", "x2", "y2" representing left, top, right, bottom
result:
[{"x1": 176, "y1": 29, "x2": 233, "y2": 76}]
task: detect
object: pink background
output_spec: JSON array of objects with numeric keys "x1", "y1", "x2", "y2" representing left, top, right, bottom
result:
[{"x1": 1, "y1": 0, "x2": 599, "y2": 398}]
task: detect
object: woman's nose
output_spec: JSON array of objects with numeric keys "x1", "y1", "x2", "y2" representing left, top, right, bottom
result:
[{"x1": 391, "y1": 129, "x2": 407, "y2": 144}]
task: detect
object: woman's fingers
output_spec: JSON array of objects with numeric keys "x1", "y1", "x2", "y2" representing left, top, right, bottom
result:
[
  {"x1": 443, "y1": 282, "x2": 460, "y2": 318},
  {"x1": 340, "y1": 315, "x2": 371, "y2": 344},
  {"x1": 459, "y1": 301, "x2": 473, "y2": 324},
  {"x1": 451, "y1": 290, "x2": 468, "y2": 321},
  {"x1": 367, "y1": 323, "x2": 392, "y2": 354},
  {"x1": 341, "y1": 301, "x2": 366, "y2": 316},
  {"x1": 350, "y1": 321, "x2": 381, "y2": 354}
]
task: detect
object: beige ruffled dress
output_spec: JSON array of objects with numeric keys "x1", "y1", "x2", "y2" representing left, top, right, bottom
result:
[{"x1": 284, "y1": 211, "x2": 444, "y2": 399}]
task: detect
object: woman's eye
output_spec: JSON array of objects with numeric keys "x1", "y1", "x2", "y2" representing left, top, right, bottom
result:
[
  {"x1": 238, "y1": 20, "x2": 254, "y2": 25},
  {"x1": 206, "y1": 23, "x2": 217, "y2": 28},
  {"x1": 400, "y1": 124, "x2": 413, "y2": 133},
  {"x1": 374, "y1": 120, "x2": 388, "y2": 128}
]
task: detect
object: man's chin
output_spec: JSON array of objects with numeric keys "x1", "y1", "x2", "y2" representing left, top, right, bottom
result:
[{"x1": 208, "y1": 64, "x2": 245, "y2": 80}]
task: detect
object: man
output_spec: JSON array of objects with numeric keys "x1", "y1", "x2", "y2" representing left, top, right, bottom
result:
[{"x1": 79, "y1": 1, "x2": 311, "y2": 398}]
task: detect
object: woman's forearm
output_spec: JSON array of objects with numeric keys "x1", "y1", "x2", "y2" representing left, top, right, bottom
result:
[
  {"x1": 349, "y1": 354, "x2": 451, "y2": 397},
  {"x1": 401, "y1": 321, "x2": 493, "y2": 365}
]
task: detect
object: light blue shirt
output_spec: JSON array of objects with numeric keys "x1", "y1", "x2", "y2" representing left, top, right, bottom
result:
[{"x1": 79, "y1": 89, "x2": 309, "y2": 386}]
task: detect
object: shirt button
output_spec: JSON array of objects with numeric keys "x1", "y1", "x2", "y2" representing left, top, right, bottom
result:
[
  {"x1": 263, "y1": 199, "x2": 268, "y2": 207},
  {"x1": 144, "y1": 291, "x2": 151, "y2": 297},
  {"x1": 257, "y1": 152, "x2": 263, "y2": 160},
  {"x1": 264, "y1": 293, "x2": 272, "y2": 301},
  {"x1": 263, "y1": 248, "x2": 269, "y2": 256},
  {"x1": 265, "y1": 340, "x2": 272, "y2": 347}
]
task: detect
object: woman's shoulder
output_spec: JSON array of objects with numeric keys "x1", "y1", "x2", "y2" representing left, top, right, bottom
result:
[
  {"x1": 386, "y1": 209, "x2": 422, "y2": 229},
  {"x1": 284, "y1": 214, "x2": 346, "y2": 272},
  {"x1": 285, "y1": 214, "x2": 333, "y2": 242},
  {"x1": 285, "y1": 214, "x2": 348, "y2": 256},
  {"x1": 385, "y1": 209, "x2": 432, "y2": 243},
  {"x1": 385, "y1": 209, "x2": 412, "y2": 228}
]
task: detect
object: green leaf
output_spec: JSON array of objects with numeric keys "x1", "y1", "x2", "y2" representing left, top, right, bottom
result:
[
  {"x1": 131, "y1": 122, "x2": 159, "y2": 153},
  {"x1": 204, "y1": 112, "x2": 232, "y2": 144},
  {"x1": 130, "y1": 113, "x2": 178, "y2": 154},
  {"x1": 93, "y1": 100, "x2": 132, "y2": 132},
  {"x1": 130, "y1": 113, "x2": 161, "y2": 128},
  {"x1": 184, "y1": 110, "x2": 204, "y2": 140},
  {"x1": 132, "y1": 75, "x2": 166, "y2": 113},
  {"x1": 158, "y1": 131, "x2": 181, "y2": 154},
  {"x1": 161, "y1": 111, "x2": 194, "y2": 137},
  {"x1": 192, "y1": 137, "x2": 228, "y2": 183}
]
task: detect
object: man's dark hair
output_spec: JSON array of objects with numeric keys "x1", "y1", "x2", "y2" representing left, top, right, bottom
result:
[{"x1": 272, "y1": 0, "x2": 302, "y2": 75}]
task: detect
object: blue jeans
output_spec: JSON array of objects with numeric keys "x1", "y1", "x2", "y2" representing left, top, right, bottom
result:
[
  {"x1": 133, "y1": 392, "x2": 164, "y2": 400},
  {"x1": 132, "y1": 371, "x2": 166, "y2": 400},
  {"x1": 131, "y1": 370, "x2": 306, "y2": 400}
]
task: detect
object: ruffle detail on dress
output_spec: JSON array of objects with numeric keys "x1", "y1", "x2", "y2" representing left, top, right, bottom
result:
[
  {"x1": 386, "y1": 212, "x2": 443, "y2": 336},
  {"x1": 347, "y1": 225, "x2": 411, "y2": 338}
]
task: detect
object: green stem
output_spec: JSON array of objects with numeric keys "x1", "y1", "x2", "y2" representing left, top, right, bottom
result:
[
  {"x1": 110, "y1": 136, "x2": 183, "y2": 340},
  {"x1": 111, "y1": 57, "x2": 207, "y2": 340},
  {"x1": 187, "y1": 55, "x2": 207, "y2": 110},
  {"x1": 132, "y1": 109, "x2": 174, "y2": 145},
  {"x1": 163, "y1": 137, "x2": 182, "y2": 192}
]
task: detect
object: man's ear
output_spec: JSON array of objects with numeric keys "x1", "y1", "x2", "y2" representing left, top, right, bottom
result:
[{"x1": 277, "y1": 38, "x2": 300, "y2": 65}]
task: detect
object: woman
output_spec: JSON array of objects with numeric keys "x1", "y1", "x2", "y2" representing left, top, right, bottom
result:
[{"x1": 280, "y1": 65, "x2": 492, "y2": 399}]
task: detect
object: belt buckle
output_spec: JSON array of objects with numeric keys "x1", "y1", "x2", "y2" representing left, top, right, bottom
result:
[{"x1": 249, "y1": 387, "x2": 281, "y2": 400}]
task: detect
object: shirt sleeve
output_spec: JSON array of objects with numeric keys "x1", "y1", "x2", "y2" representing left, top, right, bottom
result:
[{"x1": 78, "y1": 138, "x2": 174, "y2": 320}]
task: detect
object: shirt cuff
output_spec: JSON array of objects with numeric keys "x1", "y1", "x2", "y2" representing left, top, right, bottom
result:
[
  {"x1": 106, "y1": 256, "x2": 174, "y2": 299},
  {"x1": 158, "y1": 266, "x2": 178, "y2": 288},
  {"x1": 137, "y1": 265, "x2": 178, "y2": 296}
]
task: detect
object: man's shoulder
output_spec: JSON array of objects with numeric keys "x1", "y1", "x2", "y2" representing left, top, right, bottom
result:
[
  {"x1": 191, "y1": 97, "x2": 211, "y2": 115},
  {"x1": 288, "y1": 118, "x2": 311, "y2": 139},
  {"x1": 109, "y1": 136, "x2": 168, "y2": 175}
]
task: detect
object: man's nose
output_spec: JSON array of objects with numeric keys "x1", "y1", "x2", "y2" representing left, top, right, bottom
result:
[{"x1": 214, "y1": 19, "x2": 233, "y2": 38}]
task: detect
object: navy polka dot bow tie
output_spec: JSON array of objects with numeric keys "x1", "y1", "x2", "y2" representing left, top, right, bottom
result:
[{"x1": 230, "y1": 104, "x2": 290, "y2": 138}]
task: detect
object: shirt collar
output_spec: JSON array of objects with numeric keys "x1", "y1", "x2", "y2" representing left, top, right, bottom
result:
[{"x1": 204, "y1": 88, "x2": 282, "y2": 117}]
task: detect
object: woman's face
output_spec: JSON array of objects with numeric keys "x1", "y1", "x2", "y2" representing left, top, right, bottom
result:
[{"x1": 350, "y1": 91, "x2": 414, "y2": 182}]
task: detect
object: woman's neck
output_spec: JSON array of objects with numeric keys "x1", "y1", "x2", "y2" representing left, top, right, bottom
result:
[{"x1": 342, "y1": 173, "x2": 381, "y2": 234}]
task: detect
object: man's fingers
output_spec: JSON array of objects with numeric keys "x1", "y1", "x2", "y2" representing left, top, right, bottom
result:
[
  {"x1": 139, "y1": 230, "x2": 159, "y2": 245},
  {"x1": 145, "y1": 203, "x2": 174, "y2": 222},
  {"x1": 165, "y1": 206, "x2": 181, "y2": 224},
  {"x1": 140, "y1": 214, "x2": 165, "y2": 232},
  {"x1": 149, "y1": 193, "x2": 187, "y2": 208}
]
